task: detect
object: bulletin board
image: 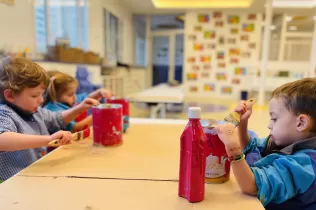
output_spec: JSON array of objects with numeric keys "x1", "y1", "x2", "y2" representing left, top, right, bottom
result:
[{"x1": 184, "y1": 12, "x2": 262, "y2": 98}]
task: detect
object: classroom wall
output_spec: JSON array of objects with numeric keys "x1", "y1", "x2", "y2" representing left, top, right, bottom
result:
[
  {"x1": 184, "y1": 11, "x2": 262, "y2": 99},
  {"x1": 0, "y1": 0, "x2": 134, "y2": 64},
  {"x1": 0, "y1": 2, "x2": 36, "y2": 54}
]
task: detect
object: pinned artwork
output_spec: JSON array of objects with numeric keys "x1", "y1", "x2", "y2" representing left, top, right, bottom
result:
[
  {"x1": 249, "y1": 43, "x2": 256, "y2": 49},
  {"x1": 194, "y1": 26, "x2": 203, "y2": 32},
  {"x1": 187, "y1": 73, "x2": 198, "y2": 80},
  {"x1": 219, "y1": 36, "x2": 225, "y2": 45},
  {"x1": 188, "y1": 34, "x2": 197, "y2": 41},
  {"x1": 206, "y1": 43, "x2": 216, "y2": 49},
  {"x1": 189, "y1": 86, "x2": 198, "y2": 92},
  {"x1": 218, "y1": 62, "x2": 226, "y2": 68},
  {"x1": 215, "y1": 21, "x2": 224, "y2": 27},
  {"x1": 228, "y1": 15, "x2": 240, "y2": 24},
  {"x1": 221, "y1": 86, "x2": 233, "y2": 94},
  {"x1": 248, "y1": 14, "x2": 256, "y2": 20},
  {"x1": 217, "y1": 51, "x2": 225, "y2": 60},
  {"x1": 213, "y1": 12, "x2": 222, "y2": 18},
  {"x1": 216, "y1": 72, "x2": 227, "y2": 81},
  {"x1": 240, "y1": 35, "x2": 249, "y2": 41},
  {"x1": 242, "y1": 23, "x2": 255, "y2": 32},
  {"x1": 204, "y1": 64, "x2": 211, "y2": 70},
  {"x1": 228, "y1": 38, "x2": 236, "y2": 44},
  {"x1": 229, "y1": 48, "x2": 241, "y2": 56},
  {"x1": 241, "y1": 52, "x2": 251, "y2": 58},
  {"x1": 198, "y1": 14, "x2": 210, "y2": 23},
  {"x1": 194, "y1": 44, "x2": 204, "y2": 51},
  {"x1": 231, "y1": 28, "x2": 239, "y2": 34},
  {"x1": 204, "y1": 83, "x2": 216, "y2": 91},
  {"x1": 187, "y1": 57, "x2": 196, "y2": 63},
  {"x1": 201, "y1": 72, "x2": 209, "y2": 78},
  {"x1": 192, "y1": 65, "x2": 200, "y2": 71},
  {"x1": 235, "y1": 67, "x2": 247, "y2": 75},
  {"x1": 200, "y1": 55, "x2": 211, "y2": 63},
  {"x1": 232, "y1": 78, "x2": 241, "y2": 85},
  {"x1": 204, "y1": 31, "x2": 216, "y2": 39},
  {"x1": 230, "y1": 58, "x2": 239, "y2": 64}
]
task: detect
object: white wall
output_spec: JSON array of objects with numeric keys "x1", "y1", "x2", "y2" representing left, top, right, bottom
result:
[
  {"x1": 0, "y1": 1, "x2": 36, "y2": 54},
  {"x1": 89, "y1": 0, "x2": 134, "y2": 63},
  {"x1": 0, "y1": 0, "x2": 133, "y2": 64}
]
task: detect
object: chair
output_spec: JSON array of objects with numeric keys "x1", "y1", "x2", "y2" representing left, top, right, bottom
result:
[{"x1": 75, "y1": 65, "x2": 101, "y2": 94}]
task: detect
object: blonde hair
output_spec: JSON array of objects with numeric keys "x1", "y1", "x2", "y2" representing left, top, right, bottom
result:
[
  {"x1": 47, "y1": 72, "x2": 78, "y2": 103},
  {"x1": 0, "y1": 57, "x2": 49, "y2": 100}
]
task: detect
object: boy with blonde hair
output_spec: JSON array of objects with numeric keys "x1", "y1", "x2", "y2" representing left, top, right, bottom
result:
[{"x1": 0, "y1": 57, "x2": 99, "y2": 181}]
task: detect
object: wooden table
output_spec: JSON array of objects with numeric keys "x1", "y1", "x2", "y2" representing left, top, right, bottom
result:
[{"x1": 0, "y1": 118, "x2": 264, "y2": 210}]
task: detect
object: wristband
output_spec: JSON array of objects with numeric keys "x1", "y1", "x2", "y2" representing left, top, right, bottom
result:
[{"x1": 228, "y1": 153, "x2": 245, "y2": 163}]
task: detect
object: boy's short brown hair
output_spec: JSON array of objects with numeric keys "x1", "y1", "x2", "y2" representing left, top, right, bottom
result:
[
  {"x1": 272, "y1": 78, "x2": 316, "y2": 127},
  {"x1": 0, "y1": 57, "x2": 49, "y2": 100}
]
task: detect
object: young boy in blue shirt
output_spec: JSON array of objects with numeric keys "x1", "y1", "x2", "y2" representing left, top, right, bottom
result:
[
  {"x1": 215, "y1": 78, "x2": 316, "y2": 209},
  {"x1": 0, "y1": 57, "x2": 99, "y2": 182}
]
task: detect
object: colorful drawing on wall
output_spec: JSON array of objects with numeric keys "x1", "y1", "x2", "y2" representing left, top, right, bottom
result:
[
  {"x1": 201, "y1": 72, "x2": 209, "y2": 78},
  {"x1": 241, "y1": 52, "x2": 251, "y2": 58},
  {"x1": 198, "y1": 14, "x2": 210, "y2": 23},
  {"x1": 187, "y1": 73, "x2": 198, "y2": 80},
  {"x1": 218, "y1": 62, "x2": 226, "y2": 68},
  {"x1": 188, "y1": 34, "x2": 197, "y2": 41},
  {"x1": 242, "y1": 23, "x2": 255, "y2": 32},
  {"x1": 216, "y1": 72, "x2": 227, "y2": 81},
  {"x1": 213, "y1": 12, "x2": 222, "y2": 18},
  {"x1": 248, "y1": 14, "x2": 257, "y2": 20},
  {"x1": 228, "y1": 38, "x2": 236, "y2": 44},
  {"x1": 217, "y1": 51, "x2": 225, "y2": 60},
  {"x1": 189, "y1": 86, "x2": 198, "y2": 92},
  {"x1": 229, "y1": 48, "x2": 240, "y2": 56},
  {"x1": 221, "y1": 86, "x2": 233, "y2": 94},
  {"x1": 240, "y1": 35, "x2": 249, "y2": 41},
  {"x1": 215, "y1": 21, "x2": 224, "y2": 27},
  {"x1": 194, "y1": 26, "x2": 203, "y2": 32},
  {"x1": 231, "y1": 28, "x2": 239, "y2": 34},
  {"x1": 204, "y1": 83, "x2": 216, "y2": 91},
  {"x1": 219, "y1": 36, "x2": 225, "y2": 45},
  {"x1": 230, "y1": 58, "x2": 239, "y2": 64},
  {"x1": 232, "y1": 78, "x2": 241, "y2": 85},
  {"x1": 204, "y1": 64, "x2": 211, "y2": 70},
  {"x1": 192, "y1": 65, "x2": 200, "y2": 71},
  {"x1": 228, "y1": 15, "x2": 240, "y2": 24},
  {"x1": 204, "y1": 31, "x2": 216, "y2": 39},
  {"x1": 234, "y1": 67, "x2": 247, "y2": 75},
  {"x1": 206, "y1": 43, "x2": 216, "y2": 49},
  {"x1": 187, "y1": 57, "x2": 196, "y2": 63},
  {"x1": 194, "y1": 44, "x2": 204, "y2": 51},
  {"x1": 249, "y1": 42, "x2": 256, "y2": 49},
  {"x1": 200, "y1": 55, "x2": 211, "y2": 63}
]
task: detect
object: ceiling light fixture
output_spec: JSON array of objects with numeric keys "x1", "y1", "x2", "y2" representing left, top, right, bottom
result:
[{"x1": 151, "y1": 0, "x2": 253, "y2": 8}]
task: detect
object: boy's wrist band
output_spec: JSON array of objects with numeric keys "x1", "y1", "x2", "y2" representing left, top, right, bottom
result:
[{"x1": 228, "y1": 153, "x2": 245, "y2": 163}]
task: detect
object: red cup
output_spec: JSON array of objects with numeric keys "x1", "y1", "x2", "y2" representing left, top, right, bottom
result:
[
  {"x1": 106, "y1": 98, "x2": 130, "y2": 132},
  {"x1": 92, "y1": 104, "x2": 123, "y2": 146}
]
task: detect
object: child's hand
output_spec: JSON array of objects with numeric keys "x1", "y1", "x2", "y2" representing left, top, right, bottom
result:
[
  {"x1": 235, "y1": 100, "x2": 254, "y2": 122},
  {"x1": 78, "y1": 98, "x2": 100, "y2": 110},
  {"x1": 50, "y1": 131, "x2": 72, "y2": 145},
  {"x1": 98, "y1": 88, "x2": 112, "y2": 98},
  {"x1": 215, "y1": 123, "x2": 242, "y2": 156}
]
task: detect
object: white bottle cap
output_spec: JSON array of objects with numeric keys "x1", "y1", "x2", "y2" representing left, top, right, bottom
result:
[{"x1": 188, "y1": 107, "x2": 201, "y2": 119}]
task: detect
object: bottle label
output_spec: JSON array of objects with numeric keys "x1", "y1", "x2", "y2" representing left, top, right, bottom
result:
[{"x1": 205, "y1": 154, "x2": 227, "y2": 178}]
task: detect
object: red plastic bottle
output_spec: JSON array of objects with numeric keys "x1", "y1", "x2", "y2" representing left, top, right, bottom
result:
[{"x1": 178, "y1": 107, "x2": 206, "y2": 203}]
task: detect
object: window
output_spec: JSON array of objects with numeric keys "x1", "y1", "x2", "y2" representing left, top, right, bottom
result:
[
  {"x1": 134, "y1": 15, "x2": 147, "y2": 66},
  {"x1": 104, "y1": 9, "x2": 123, "y2": 63},
  {"x1": 34, "y1": 0, "x2": 88, "y2": 53}
]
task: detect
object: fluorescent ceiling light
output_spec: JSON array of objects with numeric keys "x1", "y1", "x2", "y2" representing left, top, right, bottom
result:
[
  {"x1": 273, "y1": 0, "x2": 316, "y2": 8},
  {"x1": 152, "y1": 0, "x2": 253, "y2": 8},
  {"x1": 289, "y1": 26, "x2": 297, "y2": 31}
]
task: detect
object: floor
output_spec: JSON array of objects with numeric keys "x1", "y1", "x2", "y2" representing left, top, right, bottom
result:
[{"x1": 130, "y1": 97, "x2": 271, "y2": 138}]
